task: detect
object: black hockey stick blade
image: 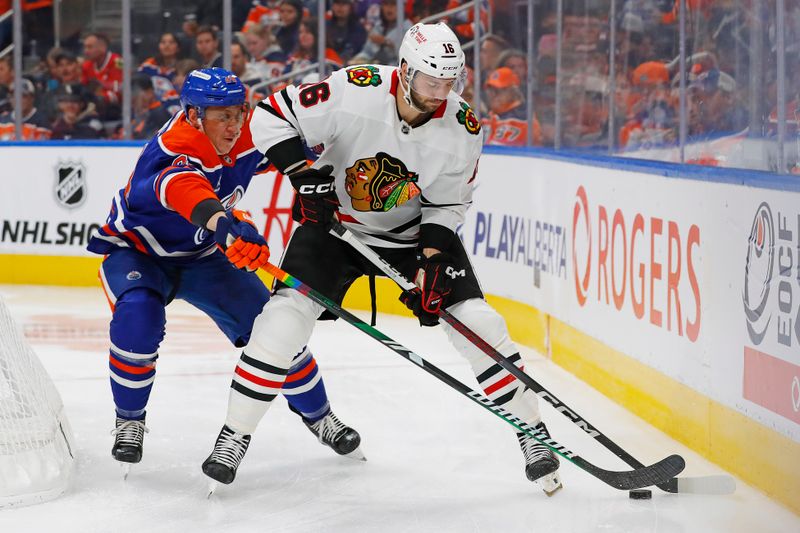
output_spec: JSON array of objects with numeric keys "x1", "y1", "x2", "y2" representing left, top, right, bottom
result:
[{"x1": 575, "y1": 454, "x2": 685, "y2": 491}]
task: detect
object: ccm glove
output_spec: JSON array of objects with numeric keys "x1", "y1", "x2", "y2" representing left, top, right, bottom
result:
[
  {"x1": 289, "y1": 164, "x2": 339, "y2": 229},
  {"x1": 214, "y1": 210, "x2": 270, "y2": 271},
  {"x1": 400, "y1": 252, "x2": 459, "y2": 327}
]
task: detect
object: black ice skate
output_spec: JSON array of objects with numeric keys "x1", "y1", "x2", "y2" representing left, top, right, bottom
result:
[
  {"x1": 111, "y1": 415, "x2": 149, "y2": 479},
  {"x1": 518, "y1": 422, "x2": 562, "y2": 496},
  {"x1": 111, "y1": 415, "x2": 148, "y2": 463},
  {"x1": 202, "y1": 425, "x2": 252, "y2": 490},
  {"x1": 304, "y1": 411, "x2": 365, "y2": 461}
]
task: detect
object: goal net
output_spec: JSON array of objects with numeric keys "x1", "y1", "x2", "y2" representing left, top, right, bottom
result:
[{"x1": 0, "y1": 295, "x2": 75, "y2": 509}]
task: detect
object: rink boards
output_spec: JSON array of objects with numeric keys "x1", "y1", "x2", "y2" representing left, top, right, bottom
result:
[{"x1": 0, "y1": 142, "x2": 798, "y2": 515}]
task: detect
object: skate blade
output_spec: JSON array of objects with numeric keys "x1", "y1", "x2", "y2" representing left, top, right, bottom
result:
[
  {"x1": 344, "y1": 446, "x2": 367, "y2": 462},
  {"x1": 538, "y1": 472, "x2": 563, "y2": 497},
  {"x1": 120, "y1": 463, "x2": 132, "y2": 481},
  {"x1": 207, "y1": 480, "x2": 219, "y2": 499}
]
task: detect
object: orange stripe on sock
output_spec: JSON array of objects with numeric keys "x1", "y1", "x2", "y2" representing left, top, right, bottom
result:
[
  {"x1": 284, "y1": 358, "x2": 317, "y2": 383},
  {"x1": 109, "y1": 355, "x2": 154, "y2": 375}
]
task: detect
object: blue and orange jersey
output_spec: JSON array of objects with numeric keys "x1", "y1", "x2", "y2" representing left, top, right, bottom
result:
[
  {"x1": 137, "y1": 57, "x2": 177, "y2": 82},
  {"x1": 87, "y1": 110, "x2": 270, "y2": 262}
]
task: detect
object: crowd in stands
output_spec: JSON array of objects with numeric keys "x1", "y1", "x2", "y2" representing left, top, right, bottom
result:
[{"x1": 0, "y1": 0, "x2": 798, "y2": 173}]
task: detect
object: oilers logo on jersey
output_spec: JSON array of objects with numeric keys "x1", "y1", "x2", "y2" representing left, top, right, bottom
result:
[{"x1": 344, "y1": 152, "x2": 420, "y2": 212}]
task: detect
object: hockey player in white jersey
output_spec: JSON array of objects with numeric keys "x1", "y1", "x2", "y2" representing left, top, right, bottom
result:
[{"x1": 202, "y1": 21, "x2": 562, "y2": 494}]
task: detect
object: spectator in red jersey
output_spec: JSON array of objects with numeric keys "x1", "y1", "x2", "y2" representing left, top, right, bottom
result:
[
  {"x1": 273, "y1": 0, "x2": 303, "y2": 57},
  {"x1": 326, "y1": 0, "x2": 367, "y2": 63},
  {"x1": 0, "y1": 78, "x2": 52, "y2": 140},
  {"x1": 482, "y1": 67, "x2": 542, "y2": 146},
  {"x1": 195, "y1": 26, "x2": 223, "y2": 68},
  {"x1": 138, "y1": 32, "x2": 183, "y2": 82},
  {"x1": 50, "y1": 83, "x2": 104, "y2": 140},
  {"x1": 81, "y1": 32, "x2": 123, "y2": 106}
]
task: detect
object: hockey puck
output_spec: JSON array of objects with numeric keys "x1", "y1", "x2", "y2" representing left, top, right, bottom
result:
[{"x1": 629, "y1": 489, "x2": 652, "y2": 500}]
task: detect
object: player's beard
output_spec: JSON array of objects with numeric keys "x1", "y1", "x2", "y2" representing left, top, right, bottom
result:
[{"x1": 409, "y1": 88, "x2": 444, "y2": 114}]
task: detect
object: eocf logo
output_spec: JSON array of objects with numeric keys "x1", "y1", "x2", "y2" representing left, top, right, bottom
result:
[{"x1": 571, "y1": 185, "x2": 702, "y2": 342}]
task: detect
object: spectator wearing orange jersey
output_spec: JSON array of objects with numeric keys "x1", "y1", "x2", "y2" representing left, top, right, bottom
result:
[
  {"x1": 242, "y1": 0, "x2": 283, "y2": 32},
  {"x1": 482, "y1": 67, "x2": 542, "y2": 147},
  {"x1": 81, "y1": 32, "x2": 123, "y2": 106},
  {"x1": 0, "y1": 79, "x2": 51, "y2": 140}
]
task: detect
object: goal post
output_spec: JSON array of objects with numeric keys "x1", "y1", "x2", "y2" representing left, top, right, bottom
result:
[{"x1": 0, "y1": 295, "x2": 75, "y2": 509}]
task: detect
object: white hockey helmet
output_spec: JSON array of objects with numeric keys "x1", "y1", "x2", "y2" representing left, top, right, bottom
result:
[{"x1": 398, "y1": 22, "x2": 466, "y2": 104}]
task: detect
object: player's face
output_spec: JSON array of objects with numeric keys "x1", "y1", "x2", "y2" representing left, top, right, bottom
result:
[
  {"x1": 201, "y1": 104, "x2": 247, "y2": 155},
  {"x1": 410, "y1": 71, "x2": 455, "y2": 111}
]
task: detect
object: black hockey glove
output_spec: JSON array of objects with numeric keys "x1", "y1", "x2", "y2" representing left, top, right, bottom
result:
[
  {"x1": 289, "y1": 164, "x2": 339, "y2": 229},
  {"x1": 400, "y1": 252, "x2": 459, "y2": 327}
]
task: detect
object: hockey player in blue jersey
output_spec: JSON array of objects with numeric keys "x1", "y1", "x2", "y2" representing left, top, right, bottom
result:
[{"x1": 87, "y1": 68, "x2": 362, "y2": 478}]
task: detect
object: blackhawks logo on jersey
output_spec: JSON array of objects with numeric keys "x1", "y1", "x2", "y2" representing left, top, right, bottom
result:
[
  {"x1": 345, "y1": 152, "x2": 420, "y2": 212},
  {"x1": 456, "y1": 102, "x2": 481, "y2": 135},
  {"x1": 345, "y1": 66, "x2": 382, "y2": 87}
]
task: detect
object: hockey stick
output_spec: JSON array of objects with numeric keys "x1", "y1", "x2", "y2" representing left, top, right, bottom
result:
[
  {"x1": 261, "y1": 260, "x2": 684, "y2": 490},
  {"x1": 330, "y1": 222, "x2": 734, "y2": 495}
]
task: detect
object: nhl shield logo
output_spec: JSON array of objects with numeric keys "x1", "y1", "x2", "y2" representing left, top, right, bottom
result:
[{"x1": 54, "y1": 161, "x2": 87, "y2": 209}]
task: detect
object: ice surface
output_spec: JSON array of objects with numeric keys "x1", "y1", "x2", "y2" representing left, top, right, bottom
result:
[{"x1": 0, "y1": 285, "x2": 797, "y2": 533}]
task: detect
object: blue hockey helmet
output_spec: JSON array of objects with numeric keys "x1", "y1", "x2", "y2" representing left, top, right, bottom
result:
[{"x1": 180, "y1": 67, "x2": 246, "y2": 118}]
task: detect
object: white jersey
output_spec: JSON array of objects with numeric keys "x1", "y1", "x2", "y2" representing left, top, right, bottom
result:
[{"x1": 250, "y1": 64, "x2": 483, "y2": 248}]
